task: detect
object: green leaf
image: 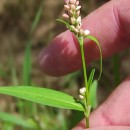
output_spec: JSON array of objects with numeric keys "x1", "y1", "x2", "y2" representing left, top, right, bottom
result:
[
  {"x1": 88, "y1": 69, "x2": 95, "y2": 90},
  {"x1": 0, "y1": 87, "x2": 83, "y2": 111},
  {"x1": 22, "y1": 41, "x2": 32, "y2": 85},
  {"x1": 56, "y1": 19, "x2": 71, "y2": 29},
  {"x1": 30, "y1": 2, "x2": 43, "y2": 35},
  {"x1": 0, "y1": 112, "x2": 37, "y2": 128},
  {"x1": 89, "y1": 80, "x2": 98, "y2": 109},
  {"x1": 86, "y1": 35, "x2": 102, "y2": 80}
]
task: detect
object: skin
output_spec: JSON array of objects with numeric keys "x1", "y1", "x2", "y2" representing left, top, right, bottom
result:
[{"x1": 39, "y1": 0, "x2": 130, "y2": 129}]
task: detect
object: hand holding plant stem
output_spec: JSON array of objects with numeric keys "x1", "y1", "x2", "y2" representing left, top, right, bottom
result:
[
  {"x1": 57, "y1": 0, "x2": 102, "y2": 128},
  {"x1": 0, "y1": 0, "x2": 130, "y2": 129},
  {"x1": 39, "y1": 0, "x2": 130, "y2": 129}
]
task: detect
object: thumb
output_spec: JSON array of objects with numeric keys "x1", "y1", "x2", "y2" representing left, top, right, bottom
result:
[{"x1": 73, "y1": 77, "x2": 130, "y2": 129}]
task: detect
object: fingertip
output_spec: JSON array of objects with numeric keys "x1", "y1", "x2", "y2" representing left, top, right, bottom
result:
[{"x1": 39, "y1": 30, "x2": 81, "y2": 76}]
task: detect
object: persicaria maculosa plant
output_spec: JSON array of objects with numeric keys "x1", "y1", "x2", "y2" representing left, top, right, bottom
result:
[
  {"x1": 0, "y1": 0, "x2": 102, "y2": 129},
  {"x1": 57, "y1": 0, "x2": 103, "y2": 127}
]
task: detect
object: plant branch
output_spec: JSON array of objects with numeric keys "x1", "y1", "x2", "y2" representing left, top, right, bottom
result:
[{"x1": 78, "y1": 36, "x2": 90, "y2": 128}]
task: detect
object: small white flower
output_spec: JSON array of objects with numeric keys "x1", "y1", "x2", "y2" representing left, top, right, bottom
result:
[
  {"x1": 74, "y1": 28, "x2": 79, "y2": 33},
  {"x1": 76, "y1": 16, "x2": 81, "y2": 24},
  {"x1": 84, "y1": 30, "x2": 90, "y2": 36},
  {"x1": 70, "y1": 25, "x2": 76, "y2": 31},
  {"x1": 76, "y1": 6, "x2": 81, "y2": 11},
  {"x1": 79, "y1": 87, "x2": 86, "y2": 95},
  {"x1": 79, "y1": 95, "x2": 85, "y2": 100}
]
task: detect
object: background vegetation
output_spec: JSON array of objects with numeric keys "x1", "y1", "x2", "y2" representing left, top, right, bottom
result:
[{"x1": 0, "y1": 0, "x2": 130, "y2": 130}]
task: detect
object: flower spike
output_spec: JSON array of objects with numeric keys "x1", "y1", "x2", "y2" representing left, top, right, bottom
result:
[{"x1": 63, "y1": 0, "x2": 90, "y2": 37}]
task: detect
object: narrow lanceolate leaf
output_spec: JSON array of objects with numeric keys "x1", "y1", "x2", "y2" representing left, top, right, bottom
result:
[
  {"x1": 86, "y1": 35, "x2": 102, "y2": 80},
  {"x1": 56, "y1": 19, "x2": 71, "y2": 29},
  {"x1": 88, "y1": 69, "x2": 95, "y2": 90},
  {"x1": 89, "y1": 80, "x2": 98, "y2": 109},
  {"x1": 23, "y1": 41, "x2": 32, "y2": 86},
  {"x1": 0, "y1": 87, "x2": 83, "y2": 111},
  {"x1": 30, "y1": 2, "x2": 43, "y2": 35},
  {"x1": 0, "y1": 112, "x2": 37, "y2": 128}
]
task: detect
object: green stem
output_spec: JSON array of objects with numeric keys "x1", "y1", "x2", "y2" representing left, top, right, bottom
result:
[
  {"x1": 86, "y1": 116, "x2": 90, "y2": 128},
  {"x1": 79, "y1": 37, "x2": 88, "y2": 94},
  {"x1": 78, "y1": 36, "x2": 90, "y2": 128}
]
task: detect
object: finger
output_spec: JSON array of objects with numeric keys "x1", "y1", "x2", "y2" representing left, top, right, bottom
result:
[
  {"x1": 74, "y1": 126, "x2": 130, "y2": 130},
  {"x1": 39, "y1": 0, "x2": 130, "y2": 76},
  {"x1": 73, "y1": 77, "x2": 130, "y2": 129}
]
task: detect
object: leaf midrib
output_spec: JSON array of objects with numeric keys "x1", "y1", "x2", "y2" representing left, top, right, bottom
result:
[{"x1": 0, "y1": 87, "x2": 83, "y2": 111}]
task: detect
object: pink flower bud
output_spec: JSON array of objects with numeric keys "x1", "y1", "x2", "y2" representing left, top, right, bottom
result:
[
  {"x1": 63, "y1": 14, "x2": 69, "y2": 19},
  {"x1": 70, "y1": 4, "x2": 76, "y2": 10},
  {"x1": 64, "y1": 0, "x2": 69, "y2": 3},
  {"x1": 72, "y1": 0, "x2": 76, "y2": 4},
  {"x1": 70, "y1": 0, "x2": 75, "y2": 4},
  {"x1": 64, "y1": 5, "x2": 70, "y2": 10},
  {"x1": 76, "y1": 1, "x2": 79, "y2": 6}
]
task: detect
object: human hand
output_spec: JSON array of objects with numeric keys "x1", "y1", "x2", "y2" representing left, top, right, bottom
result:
[
  {"x1": 72, "y1": 77, "x2": 130, "y2": 130},
  {"x1": 39, "y1": 0, "x2": 130, "y2": 129}
]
